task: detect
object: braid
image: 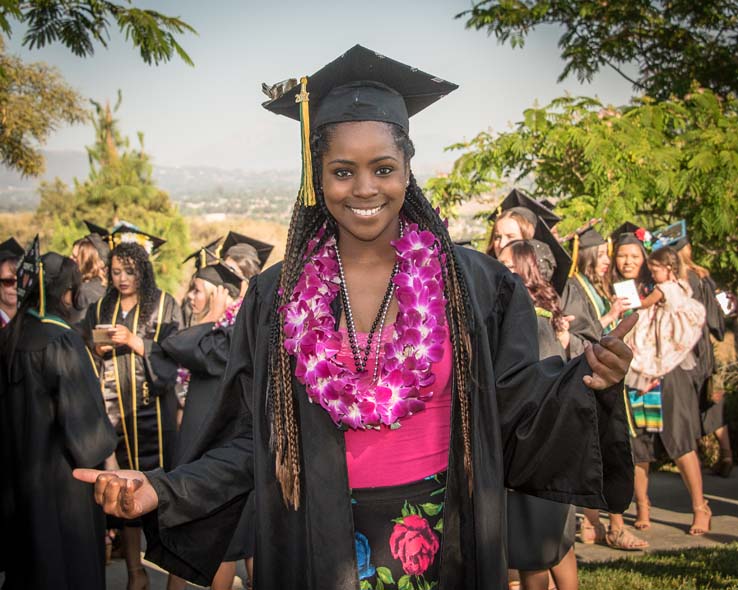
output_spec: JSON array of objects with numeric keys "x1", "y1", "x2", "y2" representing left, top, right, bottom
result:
[{"x1": 269, "y1": 123, "x2": 476, "y2": 508}]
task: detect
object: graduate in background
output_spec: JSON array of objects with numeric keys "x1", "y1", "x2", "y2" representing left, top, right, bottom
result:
[
  {"x1": 82, "y1": 227, "x2": 182, "y2": 590},
  {"x1": 0, "y1": 238, "x2": 24, "y2": 328},
  {"x1": 68, "y1": 221, "x2": 111, "y2": 325},
  {"x1": 0, "y1": 241, "x2": 116, "y2": 590},
  {"x1": 164, "y1": 238, "x2": 268, "y2": 590}
]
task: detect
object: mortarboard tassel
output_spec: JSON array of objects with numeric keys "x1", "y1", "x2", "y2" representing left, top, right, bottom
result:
[
  {"x1": 607, "y1": 236, "x2": 613, "y2": 259},
  {"x1": 296, "y1": 77, "x2": 316, "y2": 207},
  {"x1": 568, "y1": 234, "x2": 579, "y2": 278},
  {"x1": 200, "y1": 249, "x2": 207, "y2": 269},
  {"x1": 38, "y1": 260, "x2": 46, "y2": 317}
]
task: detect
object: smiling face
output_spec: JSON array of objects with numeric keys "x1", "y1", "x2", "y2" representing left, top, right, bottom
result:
[
  {"x1": 320, "y1": 121, "x2": 409, "y2": 244},
  {"x1": 491, "y1": 217, "x2": 524, "y2": 257},
  {"x1": 615, "y1": 243, "x2": 645, "y2": 280},
  {"x1": 0, "y1": 259, "x2": 17, "y2": 309},
  {"x1": 110, "y1": 256, "x2": 139, "y2": 296}
]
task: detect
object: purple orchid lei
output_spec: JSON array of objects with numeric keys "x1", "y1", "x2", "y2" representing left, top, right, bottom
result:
[{"x1": 281, "y1": 222, "x2": 448, "y2": 430}]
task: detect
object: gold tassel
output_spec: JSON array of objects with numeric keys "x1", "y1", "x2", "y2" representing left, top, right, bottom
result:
[
  {"x1": 568, "y1": 234, "x2": 579, "y2": 278},
  {"x1": 607, "y1": 236, "x2": 613, "y2": 259},
  {"x1": 200, "y1": 248, "x2": 206, "y2": 269},
  {"x1": 38, "y1": 260, "x2": 45, "y2": 317},
  {"x1": 295, "y1": 76, "x2": 316, "y2": 207}
]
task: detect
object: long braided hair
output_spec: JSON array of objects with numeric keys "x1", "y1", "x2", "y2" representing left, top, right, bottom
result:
[{"x1": 268, "y1": 122, "x2": 474, "y2": 509}]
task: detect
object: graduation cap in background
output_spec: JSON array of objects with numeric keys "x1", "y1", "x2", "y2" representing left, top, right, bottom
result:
[
  {"x1": 0, "y1": 237, "x2": 24, "y2": 264},
  {"x1": 561, "y1": 219, "x2": 608, "y2": 278},
  {"x1": 219, "y1": 231, "x2": 274, "y2": 270},
  {"x1": 534, "y1": 227, "x2": 571, "y2": 295},
  {"x1": 610, "y1": 221, "x2": 653, "y2": 251},
  {"x1": 195, "y1": 262, "x2": 243, "y2": 299},
  {"x1": 183, "y1": 237, "x2": 223, "y2": 270},
  {"x1": 15, "y1": 235, "x2": 45, "y2": 315},
  {"x1": 110, "y1": 223, "x2": 166, "y2": 255},
  {"x1": 262, "y1": 44, "x2": 458, "y2": 207},
  {"x1": 81, "y1": 220, "x2": 112, "y2": 260},
  {"x1": 651, "y1": 220, "x2": 687, "y2": 251},
  {"x1": 487, "y1": 189, "x2": 562, "y2": 229}
]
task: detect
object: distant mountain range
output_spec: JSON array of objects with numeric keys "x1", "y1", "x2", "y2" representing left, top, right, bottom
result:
[{"x1": 0, "y1": 150, "x2": 302, "y2": 215}]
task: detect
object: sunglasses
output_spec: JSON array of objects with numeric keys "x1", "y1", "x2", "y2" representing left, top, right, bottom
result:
[{"x1": 0, "y1": 277, "x2": 17, "y2": 287}]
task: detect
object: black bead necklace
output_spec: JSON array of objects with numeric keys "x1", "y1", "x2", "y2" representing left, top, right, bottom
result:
[{"x1": 336, "y1": 221, "x2": 403, "y2": 377}]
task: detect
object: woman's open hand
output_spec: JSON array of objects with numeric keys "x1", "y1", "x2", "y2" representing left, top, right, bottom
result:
[
  {"x1": 583, "y1": 312, "x2": 637, "y2": 390},
  {"x1": 73, "y1": 468, "x2": 158, "y2": 519}
]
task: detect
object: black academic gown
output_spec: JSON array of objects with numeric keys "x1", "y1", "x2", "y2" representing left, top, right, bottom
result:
[
  {"x1": 161, "y1": 319, "x2": 254, "y2": 560},
  {"x1": 0, "y1": 313, "x2": 117, "y2": 590},
  {"x1": 686, "y1": 271, "x2": 726, "y2": 434},
  {"x1": 560, "y1": 275, "x2": 604, "y2": 356},
  {"x1": 83, "y1": 290, "x2": 182, "y2": 472},
  {"x1": 142, "y1": 247, "x2": 633, "y2": 590}
]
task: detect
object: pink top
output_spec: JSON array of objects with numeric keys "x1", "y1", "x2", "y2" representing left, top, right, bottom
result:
[{"x1": 340, "y1": 325, "x2": 453, "y2": 489}]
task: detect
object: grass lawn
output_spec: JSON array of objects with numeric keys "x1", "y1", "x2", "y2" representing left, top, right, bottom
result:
[{"x1": 579, "y1": 543, "x2": 738, "y2": 589}]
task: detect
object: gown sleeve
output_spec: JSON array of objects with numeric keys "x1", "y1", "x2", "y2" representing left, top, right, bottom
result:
[
  {"x1": 561, "y1": 278, "x2": 605, "y2": 358},
  {"x1": 48, "y1": 330, "x2": 117, "y2": 467},
  {"x1": 702, "y1": 276, "x2": 725, "y2": 341},
  {"x1": 143, "y1": 294, "x2": 183, "y2": 394},
  {"x1": 494, "y1": 272, "x2": 633, "y2": 513},
  {"x1": 160, "y1": 322, "x2": 229, "y2": 376},
  {"x1": 143, "y1": 286, "x2": 257, "y2": 585}
]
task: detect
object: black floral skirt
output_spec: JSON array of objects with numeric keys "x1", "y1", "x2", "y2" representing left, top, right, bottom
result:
[{"x1": 352, "y1": 472, "x2": 446, "y2": 590}]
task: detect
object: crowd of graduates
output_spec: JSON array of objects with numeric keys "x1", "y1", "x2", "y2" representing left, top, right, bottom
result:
[
  {"x1": 0, "y1": 44, "x2": 736, "y2": 590},
  {"x1": 0, "y1": 195, "x2": 734, "y2": 590}
]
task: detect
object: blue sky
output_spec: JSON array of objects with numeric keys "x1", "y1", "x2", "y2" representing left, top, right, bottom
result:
[{"x1": 6, "y1": 0, "x2": 635, "y2": 173}]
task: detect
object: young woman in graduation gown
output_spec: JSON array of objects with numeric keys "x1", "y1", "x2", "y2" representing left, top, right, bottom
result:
[
  {"x1": 0, "y1": 252, "x2": 116, "y2": 590},
  {"x1": 676, "y1": 240, "x2": 733, "y2": 477},
  {"x1": 76, "y1": 46, "x2": 636, "y2": 590},
  {"x1": 612, "y1": 234, "x2": 711, "y2": 536},
  {"x1": 82, "y1": 239, "x2": 182, "y2": 590},
  {"x1": 497, "y1": 240, "x2": 579, "y2": 590},
  {"x1": 69, "y1": 233, "x2": 109, "y2": 325},
  {"x1": 560, "y1": 227, "x2": 648, "y2": 550},
  {"x1": 163, "y1": 258, "x2": 255, "y2": 590}
]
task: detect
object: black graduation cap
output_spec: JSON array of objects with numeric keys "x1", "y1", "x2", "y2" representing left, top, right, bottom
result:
[
  {"x1": 538, "y1": 198, "x2": 557, "y2": 212},
  {"x1": 220, "y1": 231, "x2": 274, "y2": 270},
  {"x1": 262, "y1": 44, "x2": 458, "y2": 207},
  {"x1": 183, "y1": 237, "x2": 223, "y2": 270},
  {"x1": 84, "y1": 220, "x2": 109, "y2": 238},
  {"x1": 487, "y1": 189, "x2": 562, "y2": 229},
  {"x1": 195, "y1": 262, "x2": 243, "y2": 299},
  {"x1": 0, "y1": 237, "x2": 24, "y2": 264},
  {"x1": 110, "y1": 223, "x2": 166, "y2": 255},
  {"x1": 536, "y1": 225, "x2": 571, "y2": 295},
  {"x1": 610, "y1": 221, "x2": 640, "y2": 243}
]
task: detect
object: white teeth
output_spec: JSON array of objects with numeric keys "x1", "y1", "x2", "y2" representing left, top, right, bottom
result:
[{"x1": 349, "y1": 205, "x2": 383, "y2": 217}]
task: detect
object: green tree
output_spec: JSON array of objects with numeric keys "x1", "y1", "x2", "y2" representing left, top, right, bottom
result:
[
  {"x1": 36, "y1": 92, "x2": 189, "y2": 294},
  {"x1": 427, "y1": 88, "x2": 738, "y2": 289},
  {"x1": 0, "y1": 0, "x2": 196, "y2": 65},
  {"x1": 459, "y1": 0, "x2": 738, "y2": 100},
  {"x1": 0, "y1": 37, "x2": 86, "y2": 175}
]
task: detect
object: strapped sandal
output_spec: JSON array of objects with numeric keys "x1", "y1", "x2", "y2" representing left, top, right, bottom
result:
[
  {"x1": 689, "y1": 500, "x2": 711, "y2": 536},
  {"x1": 605, "y1": 527, "x2": 649, "y2": 551},
  {"x1": 579, "y1": 518, "x2": 607, "y2": 544},
  {"x1": 634, "y1": 500, "x2": 651, "y2": 530}
]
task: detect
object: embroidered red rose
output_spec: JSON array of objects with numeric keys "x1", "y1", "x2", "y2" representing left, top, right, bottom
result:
[{"x1": 389, "y1": 514, "x2": 440, "y2": 576}]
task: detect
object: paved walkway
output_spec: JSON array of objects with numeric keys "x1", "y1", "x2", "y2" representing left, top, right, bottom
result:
[{"x1": 576, "y1": 469, "x2": 738, "y2": 562}]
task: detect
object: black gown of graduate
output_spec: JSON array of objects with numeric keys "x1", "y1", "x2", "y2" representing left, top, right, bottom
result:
[
  {"x1": 141, "y1": 248, "x2": 633, "y2": 590},
  {"x1": 560, "y1": 274, "x2": 607, "y2": 357},
  {"x1": 0, "y1": 312, "x2": 116, "y2": 590},
  {"x1": 685, "y1": 270, "x2": 726, "y2": 435},
  {"x1": 83, "y1": 290, "x2": 182, "y2": 472},
  {"x1": 161, "y1": 318, "x2": 254, "y2": 560}
]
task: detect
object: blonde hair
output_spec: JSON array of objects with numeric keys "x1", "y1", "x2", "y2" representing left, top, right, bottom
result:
[
  {"x1": 76, "y1": 238, "x2": 107, "y2": 285},
  {"x1": 191, "y1": 277, "x2": 218, "y2": 324},
  {"x1": 677, "y1": 244, "x2": 710, "y2": 280}
]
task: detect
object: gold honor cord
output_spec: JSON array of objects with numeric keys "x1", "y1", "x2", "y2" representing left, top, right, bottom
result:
[
  {"x1": 129, "y1": 303, "x2": 141, "y2": 471},
  {"x1": 623, "y1": 385, "x2": 638, "y2": 438},
  {"x1": 153, "y1": 291, "x2": 166, "y2": 468},
  {"x1": 110, "y1": 295, "x2": 134, "y2": 470},
  {"x1": 85, "y1": 346, "x2": 100, "y2": 379},
  {"x1": 574, "y1": 273, "x2": 617, "y2": 332},
  {"x1": 38, "y1": 261, "x2": 45, "y2": 317}
]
